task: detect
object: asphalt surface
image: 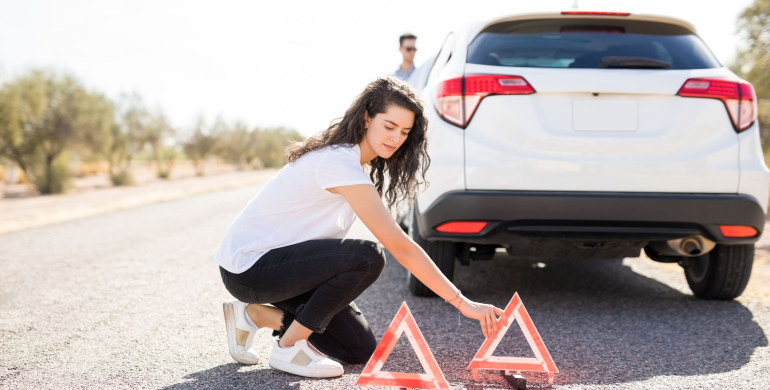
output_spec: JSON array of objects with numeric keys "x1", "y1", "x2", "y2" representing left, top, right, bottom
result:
[{"x1": 1, "y1": 182, "x2": 769, "y2": 389}]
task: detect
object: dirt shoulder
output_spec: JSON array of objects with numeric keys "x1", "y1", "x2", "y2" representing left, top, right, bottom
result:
[{"x1": 0, "y1": 169, "x2": 276, "y2": 235}]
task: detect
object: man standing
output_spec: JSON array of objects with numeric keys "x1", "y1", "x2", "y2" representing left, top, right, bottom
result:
[{"x1": 394, "y1": 33, "x2": 417, "y2": 81}]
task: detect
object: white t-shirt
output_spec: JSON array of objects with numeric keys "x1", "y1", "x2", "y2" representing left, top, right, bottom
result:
[{"x1": 214, "y1": 144, "x2": 374, "y2": 274}]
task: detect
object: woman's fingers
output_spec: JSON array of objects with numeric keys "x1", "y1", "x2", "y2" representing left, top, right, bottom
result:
[
  {"x1": 489, "y1": 307, "x2": 498, "y2": 337},
  {"x1": 467, "y1": 301, "x2": 506, "y2": 339},
  {"x1": 485, "y1": 310, "x2": 493, "y2": 339},
  {"x1": 491, "y1": 311, "x2": 497, "y2": 338}
]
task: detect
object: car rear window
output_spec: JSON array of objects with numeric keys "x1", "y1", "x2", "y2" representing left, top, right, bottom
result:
[{"x1": 467, "y1": 18, "x2": 720, "y2": 69}]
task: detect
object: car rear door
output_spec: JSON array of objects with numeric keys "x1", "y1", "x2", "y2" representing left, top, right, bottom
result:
[{"x1": 461, "y1": 15, "x2": 741, "y2": 194}]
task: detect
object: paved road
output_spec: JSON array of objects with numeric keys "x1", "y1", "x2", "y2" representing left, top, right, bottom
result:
[{"x1": 1, "y1": 183, "x2": 769, "y2": 389}]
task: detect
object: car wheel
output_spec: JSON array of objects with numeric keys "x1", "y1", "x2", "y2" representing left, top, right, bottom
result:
[
  {"x1": 407, "y1": 206, "x2": 456, "y2": 297},
  {"x1": 684, "y1": 244, "x2": 754, "y2": 300}
]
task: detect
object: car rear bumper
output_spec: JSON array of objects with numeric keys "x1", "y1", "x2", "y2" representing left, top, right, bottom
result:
[{"x1": 416, "y1": 190, "x2": 765, "y2": 245}]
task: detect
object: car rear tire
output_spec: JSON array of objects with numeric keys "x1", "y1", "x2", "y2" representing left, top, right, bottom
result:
[
  {"x1": 684, "y1": 244, "x2": 754, "y2": 300},
  {"x1": 407, "y1": 207, "x2": 456, "y2": 297}
]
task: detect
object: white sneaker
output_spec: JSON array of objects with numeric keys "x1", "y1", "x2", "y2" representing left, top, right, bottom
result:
[
  {"x1": 268, "y1": 340, "x2": 343, "y2": 378},
  {"x1": 223, "y1": 300, "x2": 259, "y2": 365}
]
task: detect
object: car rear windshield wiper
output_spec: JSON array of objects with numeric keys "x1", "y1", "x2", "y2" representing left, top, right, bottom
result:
[{"x1": 599, "y1": 56, "x2": 672, "y2": 69}]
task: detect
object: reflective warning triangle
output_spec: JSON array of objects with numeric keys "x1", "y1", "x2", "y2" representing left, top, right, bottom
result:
[
  {"x1": 467, "y1": 292, "x2": 558, "y2": 385},
  {"x1": 356, "y1": 302, "x2": 450, "y2": 390}
]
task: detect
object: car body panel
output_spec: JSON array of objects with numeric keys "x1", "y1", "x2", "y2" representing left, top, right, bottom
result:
[
  {"x1": 414, "y1": 14, "x2": 768, "y2": 220},
  {"x1": 417, "y1": 106, "x2": 466, "y2": 214},
  {"x1": 463, "y1": 83, "x2": 742, "y2": 194},
  {"x1": 738, "y1": 123, "x2": 770, "y2": 211}
]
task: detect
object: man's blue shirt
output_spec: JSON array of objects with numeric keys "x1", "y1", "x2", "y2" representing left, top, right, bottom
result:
[{"x1": 394, "y1": 64, "x2": 416, "y2": 81}]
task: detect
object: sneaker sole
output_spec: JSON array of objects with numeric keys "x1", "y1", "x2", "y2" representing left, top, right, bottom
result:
[
  {"x1": 223, "y1": 302, "x2": 259, "y2": 365},
  {"x1": 268, "y1": 357, "x2": 343, "y2": 378}
]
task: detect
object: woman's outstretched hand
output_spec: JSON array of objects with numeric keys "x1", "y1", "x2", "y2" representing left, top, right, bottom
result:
[{"x1": 454, "y1": 297, "x2": 506, "y2": 339}]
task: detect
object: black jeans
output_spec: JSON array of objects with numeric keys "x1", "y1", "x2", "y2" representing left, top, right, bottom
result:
[{"x1": 219, "y1": 239, "x2": 386, "y2": 364}]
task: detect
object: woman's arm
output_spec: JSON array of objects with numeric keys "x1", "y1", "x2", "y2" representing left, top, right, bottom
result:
[{"x1": 329, "y1": 184, "x2": 505, "y2": 338}]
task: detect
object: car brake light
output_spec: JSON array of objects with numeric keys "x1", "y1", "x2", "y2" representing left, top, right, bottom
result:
[
  {"x1": 561, "y1": 11, "x2": 631, "y2": 16},
  {"x1": 435, "y1": 221, "x2": 488, "y2": 234},
  {"x1": 677, "y1": 78, "x2": 757, "y2": 132},
  {"x1": 561, "y1": 26, "x2": 625, "y2": 34},
  {"x1": 719, "y1": 225, "x2": 758, "y2": 238},
  {"x1": 435, "y1": 75, "x2": 534, "y2": 128}
]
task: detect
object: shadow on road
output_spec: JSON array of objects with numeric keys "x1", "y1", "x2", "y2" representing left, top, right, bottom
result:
[
  {"x1": 158, "y1": 363, "x2": 302, "y2": 390},
  {"x1": 359, "y1": 253, "x2": 767, "y2": 388}
]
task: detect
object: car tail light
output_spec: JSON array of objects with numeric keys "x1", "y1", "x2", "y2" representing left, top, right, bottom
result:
[
  {"x1": 677, "y1": 78, "x2": 757, "y2": 132},
  {"x1": 719, "y1": 225, "x2": 758, "y2": 238},
  {"x1": 561, "y1": 11, "x2": 631, "y2": 16},
  {"x1": 435, "y1": 75, "x2": 534, "y2": 128},
  {"x1": 435, "y1": 221, "x2": 488, "y2": 234}
]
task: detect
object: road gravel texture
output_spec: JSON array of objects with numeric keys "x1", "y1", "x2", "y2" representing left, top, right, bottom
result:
[{"x1": 1, "y1": 183, "x2": 769, "y2": 389}]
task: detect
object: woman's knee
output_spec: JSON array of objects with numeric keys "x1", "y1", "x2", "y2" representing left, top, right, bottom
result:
[
  {"x1": 321, "y1": 304, "x2": 379, "y2": 364},
  {"x1": 347, "y1": 328, "x2": 378, "y2": 364},
  {"x1": 347, "y1": 239, "x2": 386, "y2": 274}
]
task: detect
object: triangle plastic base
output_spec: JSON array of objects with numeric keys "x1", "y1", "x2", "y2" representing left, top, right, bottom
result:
[{"x1": 467, "y1": 292, "x2": 558, "y2": 385}]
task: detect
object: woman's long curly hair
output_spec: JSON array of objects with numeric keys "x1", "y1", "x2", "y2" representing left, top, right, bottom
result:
[{"x1": 286, "y1": 76, "x2": 430, "y2": 211}]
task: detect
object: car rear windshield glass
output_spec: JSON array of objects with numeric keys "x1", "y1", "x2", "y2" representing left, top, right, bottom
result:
[{"x1": 467, "y1": 18, "x2": 720, "y2": 69}]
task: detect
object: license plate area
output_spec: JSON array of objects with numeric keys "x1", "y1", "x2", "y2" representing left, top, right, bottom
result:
[{"x1": 573, "y1": 99, "x2": 638, "y2": 131}]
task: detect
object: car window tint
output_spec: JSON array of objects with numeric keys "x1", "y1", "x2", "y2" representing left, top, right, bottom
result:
[{"x1": 467, "y1": 18, "x2": 720, "y2": 69}]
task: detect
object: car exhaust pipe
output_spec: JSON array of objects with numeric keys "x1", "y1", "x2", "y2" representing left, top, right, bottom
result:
[
  {"x1": 648, "y1": 235, "x2": 716, "y2": 258},
  {"x1": 679, "y1": 237, "x2": 704, "y2": 256}
]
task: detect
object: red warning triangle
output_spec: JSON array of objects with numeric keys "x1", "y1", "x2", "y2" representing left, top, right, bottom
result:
[
  {"x1": 356, "y1": 302, "x2": 450, "y2": 390},
  {"x1": 467, "y1": 293, "x2": 558, "y2": 385}
]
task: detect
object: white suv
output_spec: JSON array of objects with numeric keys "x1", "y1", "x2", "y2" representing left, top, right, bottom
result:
[{"x1": 405, "y1": 11, "x2": 768, "y2": 300}]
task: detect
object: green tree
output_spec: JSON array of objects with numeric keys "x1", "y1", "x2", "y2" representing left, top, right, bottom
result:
[
  {"x1": 73, "y1": 91, "x2": 114, "y2": 164},
  {"x1": 142, "y1": 111, "x2": 176, "y2": 179},
  {"x1": 108, "y1": 93, "x2": 148, "y2": 186},
  {"x1": 182, "y1": 115, "x2": 218, "y2": 176},
  {"x1": 255, "y1": 127, "x2": 303, "y2": 168},
  {"x1": 735, "y1": 0, "x2": 770, "y2": 97},
  {"x1": 0, "y1": 76, "x2": 40, "y2": 176},
  {"x1": 155, "y1": 145, "x2": 178, "y2": 179},
  {"x1": 217, "y1": 121, "x2": 260, "y2": 169},
  {"x1": 734, "y1": 0, "x2": 770, "y2": 151},
  {"x1": 214, "y1": 120, "x2": 302, "y2": 169},
  {"x1": 0, "y1": 70, "x2": 112, "y2": 194}
]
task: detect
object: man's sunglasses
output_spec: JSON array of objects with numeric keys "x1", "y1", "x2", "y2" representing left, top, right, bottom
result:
[{"x1": 403, "y1": 47, "x2": 417, "y2": 52}]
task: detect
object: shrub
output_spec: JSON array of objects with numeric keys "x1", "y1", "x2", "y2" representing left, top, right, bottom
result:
[
  {"x1": 30, "y1": 153, "x2": 72, "y2": 195},
  {"x1": 109, "y1": 169, "x2": 134, "y2": 186},
  {"x1": 156, "y1": 145, "x2": 178, "y2": 179}
]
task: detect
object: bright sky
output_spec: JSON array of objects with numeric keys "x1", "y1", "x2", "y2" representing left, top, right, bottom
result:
[{"x1": 0, "y1": 0, "x2": 753, "y2": 137}]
